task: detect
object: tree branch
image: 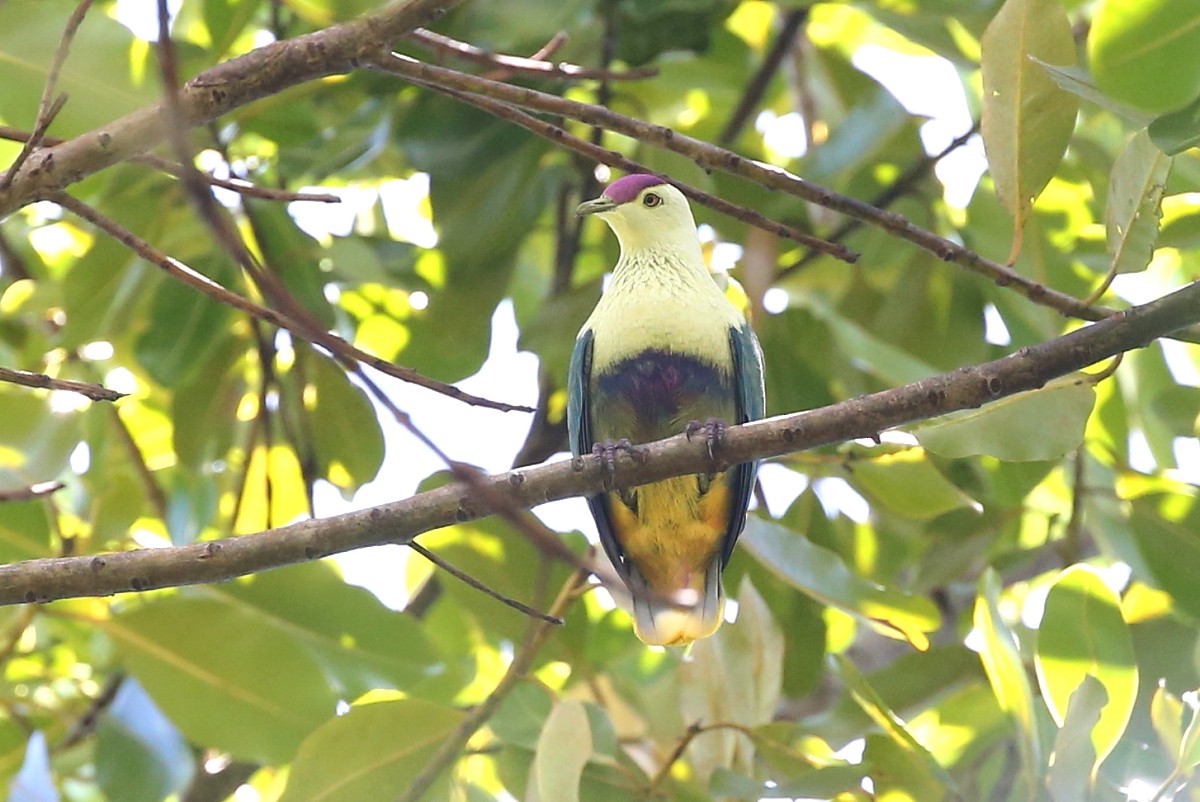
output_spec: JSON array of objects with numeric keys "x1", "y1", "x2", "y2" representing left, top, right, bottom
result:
[
  {"x1": 0, "y1": 0, "x2": 462, "y2": 219},
  {"x1": 2, "y1": 276, "x2": 1199, "y2": 606},
  {"x1": 0, "y1": 366, "x2": 124, "y2": 402},
  {"x1": 370, "y1": 54, "x2": 1198, "y2": 339}
]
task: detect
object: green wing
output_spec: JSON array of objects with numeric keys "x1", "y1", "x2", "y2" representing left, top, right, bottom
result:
[{"x1": 720, "y1": 321, "x2": 767, "y2": 567}]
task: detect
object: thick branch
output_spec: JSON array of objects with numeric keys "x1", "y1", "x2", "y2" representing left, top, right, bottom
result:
[
  {"x1": 0, "y1": 0, "x2": 461, "y2": 219},
  {"x1": 2, "y1": 277, "x2": 1199, "y2": 606}
]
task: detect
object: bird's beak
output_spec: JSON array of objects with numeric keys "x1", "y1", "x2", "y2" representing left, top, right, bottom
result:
[{"x1": 575, "y1": 196, "x2": 617, "y2": 217}]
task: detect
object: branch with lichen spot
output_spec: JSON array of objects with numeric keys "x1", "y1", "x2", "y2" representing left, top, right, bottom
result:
[
  {"x1": 0, "y1": 0, "x2": 461, "y2": 219},
  {"x1": 0, "y1": 367, "x2": 124, "y2": 402},
  {"x1": 1, "y1": 275, "x2": 1198, "y2": 606},
  {"x1": 0, "y1": 482, "x2": 65, "y2": 503}
]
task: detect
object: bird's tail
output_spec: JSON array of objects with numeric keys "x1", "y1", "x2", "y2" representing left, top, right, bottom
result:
[{"x1": 630, "y1": 561, "x2": 725, "y2": 646}]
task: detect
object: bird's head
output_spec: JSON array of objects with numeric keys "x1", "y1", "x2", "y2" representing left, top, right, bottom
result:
[{"x1": 576, "y1": 175, "x2": 699, "y2": 254}]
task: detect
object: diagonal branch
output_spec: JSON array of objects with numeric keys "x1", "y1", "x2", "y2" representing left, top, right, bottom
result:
[
  {"x1": 370, "y1": 54, "x2": 1199, "y2": 339},
  {"x1": 52, "y1": 193, "x2": 530, "y2": 413},
  {"x1": 409, "y1": 80, "x2": 855, "y2": 262},
  {"x1": 0, "y1": 0, "x2": 463, "y2": 219},
  {"x1": 2, "y1": 275, "x2": 1199, "y2": 606}
]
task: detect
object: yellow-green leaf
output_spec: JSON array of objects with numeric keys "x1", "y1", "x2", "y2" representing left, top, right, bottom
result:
[
  {"x1": 850, "y1": 450, "x2": 976, "y2": 520},
  {"x1": 981, "y1": 0, "x2": 1079, "y2": 257},
  {"x1": 974, "y1": 570, "x2": 1041, "y2": 773},
  {"x1": 280, "y1": 698, "x2": 463, "y2": 802},
  {"x1": 1035, "y1": 565, "x2": 1138, "y2": 774},
  {"x1": 1107, "y1": 130, "x2": 1172, "y2": 275},
  {"x1": 531, "y1": 699, "x2": 591, "y2": 802},
  {"x1": 1089, "y1": 0, "x2": 1200, "y2": 113},
  {"x1": 743, "y1": 518, "x2": 940, "y2": 650}
]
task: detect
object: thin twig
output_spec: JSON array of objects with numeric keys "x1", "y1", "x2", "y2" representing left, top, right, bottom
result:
[
  {"x1": 1, "y1": 270, "x2": 1199, "y2": 605},
  {"x1": 398, "y1": 566, "x2": 588, "y2": 802},
  {"x1": 0, "y1": 482, "x2": 65, "y2": 503},
  {"x1": 0, "y1": 366, "x2": 124, "y2": 402},
  {"x1": 407, "y1": 79, "x2": 856, "y2": 262},
  {"x1": 107, "y1": 407, "x2": 169, "y2": 523},
  {"x1": 718, "y1": 9, "x2": 808, "y2": 145},
  {"x1": 408, "y1": 28, "x2": 656, "y2": 82},
  {"x1": 0, "y1": 0, "x2": 463, "y2": 217},
  {"x1": 408, "y1": 540, "x2": 563, "y2": 624},
  {"x1": 0, "y1": 0, "x2": 94, "y2": 191},
  {"x1": 52, "y1": 193, "x2": 530, "y2": 412},
  {"x1": 0, "y1": 126, "x2": 339, "y2": 204},
  {"x1": 778, "y1": 120, "x2": 981, "y2": 278},
  {"x1": 372, "y1": 55, "x2": 1179, "y2": 337}
]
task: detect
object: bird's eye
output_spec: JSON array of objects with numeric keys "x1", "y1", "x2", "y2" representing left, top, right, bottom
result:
[{"x1": 643, "y1": 193, "x2": 662, "y2": 208}]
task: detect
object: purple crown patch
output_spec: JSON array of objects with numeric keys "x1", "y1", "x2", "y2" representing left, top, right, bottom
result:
[{"x1": 602, "y1": 174, "x2": 669, "y2": 204}]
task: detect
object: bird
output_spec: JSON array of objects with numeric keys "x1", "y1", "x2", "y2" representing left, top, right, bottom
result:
[{"x1": 567, "y1": 173, "x2": 765, "y2": 646}]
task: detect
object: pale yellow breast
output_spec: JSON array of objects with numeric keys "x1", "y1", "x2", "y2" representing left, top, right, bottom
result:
[{"x1": 584, "y1": 249, "x2": 744, "y2": 370}]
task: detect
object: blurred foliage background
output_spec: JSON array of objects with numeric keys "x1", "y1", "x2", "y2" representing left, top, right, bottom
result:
[{"x1": 1, "y1": 0, "x2": 1199, "y2": 800}]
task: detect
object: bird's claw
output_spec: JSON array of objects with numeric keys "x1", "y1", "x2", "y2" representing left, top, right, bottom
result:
[
  {"x1": 592, "y1": 439, "x2": 645, "y2": 488},
  {"x1": 685, "y1": 418, "x2": 726, "y2": 461}
]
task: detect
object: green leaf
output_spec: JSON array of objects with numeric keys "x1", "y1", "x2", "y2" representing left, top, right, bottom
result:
[
  {"x1": 680, "y1": 579, "x2": 784, "y2": 782},
  {"x1": 1029, "y1": 58, "x2": 1152, "y2": 123},
  {"x1": 914, "y1": 380, "x2": 1096, "y2": 461},
  {"x1": 306, "y1": 354, "x2": 385, "y2": 493},
  {"x1": 532, "y1": 699, "x2": 592, "y2": 802},
  {"x1": 1149, "y1": 94, "x2": 1200, "y2": 156},
  {"x1": 834, "y1": 656, "x2": 957, "y2": 793},
  {"x1": 279, "y1": 698, "x2": 463, "y2": 802},
  {"x1": 863, "y1": 734, "x2": 947, "y2": 802},
  {"x1": 1089, "y1": 0, "x2": 1200, "y2": 113},
  {"x1": 1150, "y1": 683, "x2": 1185, "y2": 759},
  {"x1": 107, "y1": 596, "x2": 340, "y2": 764},
  {"x1": 850, "y1": 450, "x2": 976, "y2": 520},
  {"x1": 980, "y1": 0, "x2": 1079, "y2": 256},
  {"x1": 95, "y1": 679, "x2": 194, "y2": 802},
  {"x1": 0, "y1": 499, "x2": 53, "y2": 563},
  {"x1": 0, "y1": 1, "x2": 156, "y2": 137},
  {"x1": 1178, "y1": 696, "x2": 1200, "y2": 771},
  {"x1": 0, "y1": 390, "x2": 83, "y2": 493},
  {"x1": 1035, "y1": 565, "x2": 1138, "y2": 773},
  {"x1": 1046, "y1": 675, "x2": 1107, "y2": 802},
  {"x1": 742, "y1": 518, "x2": 940, "y2": 650},
  {"x1": 134, "y1": 256, "x2": 237, "y2": 388},
  {"x1": 1130, "y1": 496, "x2": 1200, "y2": 622},
  {"x1": 1106, "y1": 130, "x2": 1172, "y2": 275},
  {"x1": 974, "y1": 570, "x2": 1041, "y2": 773},
  {"x1": 213, "y1": 561, "x2": 451, "y2": 701}
]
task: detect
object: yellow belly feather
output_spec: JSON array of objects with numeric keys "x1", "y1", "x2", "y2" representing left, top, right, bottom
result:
[{"x1": 604, "y1": 473, "x2": 732, "y2": 593}]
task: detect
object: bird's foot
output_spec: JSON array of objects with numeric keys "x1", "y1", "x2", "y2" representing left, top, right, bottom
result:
[
  {"x1": 592, "y1": 439, "x2": 646, "y2": 488},
  {"x1": 685, "y1": 418, "x2": 727, "y2": 461}
]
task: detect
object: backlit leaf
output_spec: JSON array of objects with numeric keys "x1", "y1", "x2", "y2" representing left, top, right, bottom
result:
[
  {"x1": 742, "y1": 518, "x2": 940, "y2": 650},
  {"x1": 915, "y1": 380, "x2": 1095, "y2": 461},
  {"x1": 1035, "y1": 565, "x2": 1138, "y2": 773},
  {"x1": 981, "y1": 0, "x2": 1079, "y2": 257},
  {"x1": 531, "y1": 699, "x2": 591, "y2": 802},
  {"x1": 1089, "y1": 0, "x2": 1200, "y2": 113},
  {"x1": 1106, "y1": 130, "x2": 1172, "y2": 275}
]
